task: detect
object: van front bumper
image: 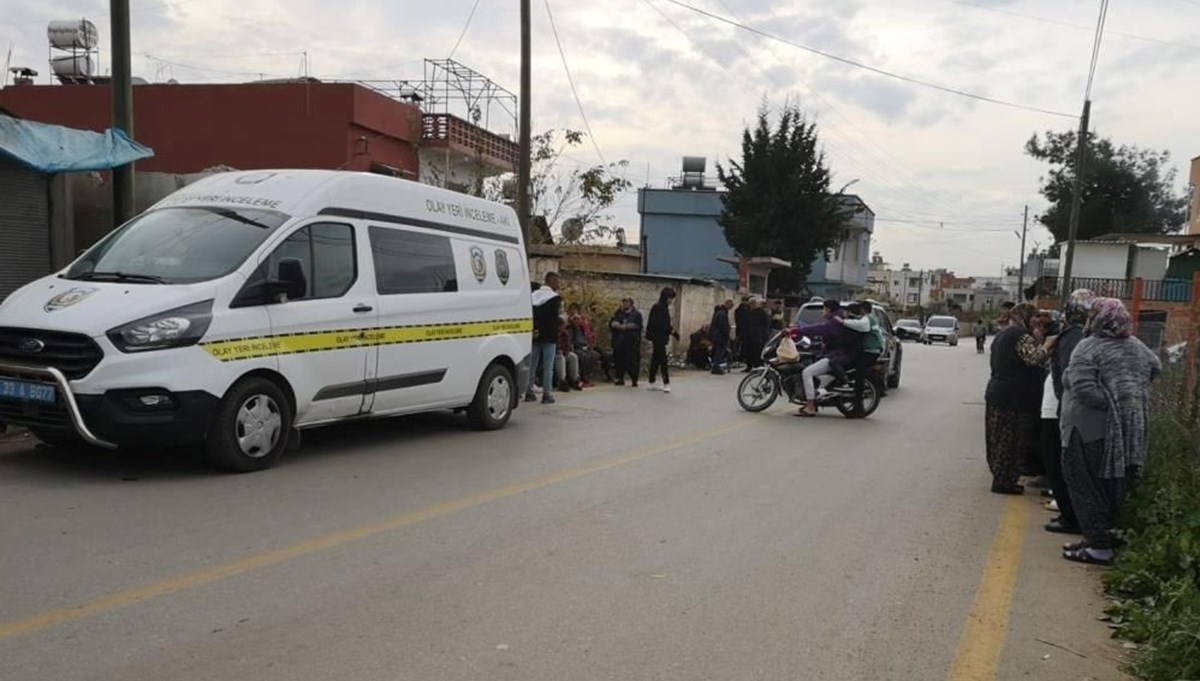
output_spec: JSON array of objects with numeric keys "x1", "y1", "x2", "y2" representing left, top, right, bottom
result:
[{"x1": 0, "y1": 361, "x2": 217, "y2": 448}]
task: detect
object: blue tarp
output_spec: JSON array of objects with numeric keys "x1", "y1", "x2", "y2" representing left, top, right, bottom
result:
[{"x1": 0, "y1": 114, "x2": 153, "y2": 173}]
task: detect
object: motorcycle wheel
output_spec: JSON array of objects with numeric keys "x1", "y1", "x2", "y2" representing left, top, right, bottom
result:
[
  {"x1": 836, "y1": 377, "x2": 881, "y2": 418},
  {"x1": 737, "y1": 369, "x2": 779, "y2": 412}
]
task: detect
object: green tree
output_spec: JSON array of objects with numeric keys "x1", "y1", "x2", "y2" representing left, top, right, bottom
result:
[
  {"x1": 1025, "y1": 130, "x2": 1187, "y2": 243},
  {"x1": 717, "y1": 103, "x2": 854, "y2": 292},
  {"x1": 486, "y1": 129, "x2": 631, "y2": 245}
]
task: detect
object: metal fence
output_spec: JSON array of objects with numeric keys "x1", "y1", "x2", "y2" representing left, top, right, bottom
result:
[{"x1": 1043, "y1": 277, "x2": 1194, "y2": 303}]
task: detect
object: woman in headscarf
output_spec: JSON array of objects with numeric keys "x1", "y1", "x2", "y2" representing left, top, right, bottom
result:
[
  {"x1": 1060, "y1": 298, "x2": 1160, "y2": 565},
  {"x1": 1041, "y1": 289, "x2": 1095, "y2": 535},
  {"x1": 984, "y1": 303, "x2": 1055, "y2": 494}
]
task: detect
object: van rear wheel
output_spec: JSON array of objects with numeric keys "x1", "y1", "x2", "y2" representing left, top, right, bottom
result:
[
  {"x1": 205, "y1": 377, "x2": 291, "y2": 473},
  {"x1": 467, "y1": 363, "x2": 514, "y2": 430}
]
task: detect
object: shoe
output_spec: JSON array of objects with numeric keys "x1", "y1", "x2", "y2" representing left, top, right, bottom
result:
[
  {"x1": 581, "y1": 381, "x2": 595, "y2": 388},
  {"x1": 524, "y1": 392, "x2": 537, "y2": 402},
  {"x1": 614, "y1": 380, "x2": 625, "y2": 386},
  {"x1": 711, "y1": 369, "x2": 725, "y2": 375},
  {"x1": 990, "y1": 483, "x2": 1025, "y2": 495},
  {"x1": 662, "y1": 385, "x2": 671, "y2": 393},
  {"x1": 1045, "y1": 499, "x2": 1060, "y2": 512},
  {"x1": 1027, "y1": 475, "x2": 1051, "y2": 490},
  {"x1": 1045, "y1": 518, "x2": 1081, "y2": 535},
  {"x1": 542, "y1": 396, "x2": 556, "y2": 404},
  {"x1": 647, "y1": 384, "x2": 659, "y2": 391},
  {"x1": 631, "y1": 382, "x2": 639, "y2": 388}
]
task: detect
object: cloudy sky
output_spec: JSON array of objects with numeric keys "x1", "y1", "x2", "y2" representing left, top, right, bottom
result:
[{"x1": 5, "y1": 0, "x2": 1198, "y2": 276}]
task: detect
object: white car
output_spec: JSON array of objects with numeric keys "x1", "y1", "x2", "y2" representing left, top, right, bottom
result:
[
  {"x1": 922, "y1": 315, "x2": 959, "y2": 346},
  {"x1": 0, "y1": 170, "x2": 532, "y2": 472}
]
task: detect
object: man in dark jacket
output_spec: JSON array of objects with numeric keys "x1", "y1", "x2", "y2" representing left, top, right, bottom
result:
[
  {"x1": 740, "y1": 297, "x2": 771, "y2": 370},
  {"x1": 710, "y1": 299, "x2": 734, "y2": 375},
  {"x1": 645, "y1": 287, "x2": 680, "y2": 392},
  {"x1": 733, "y1": 295, "x2": 750, "y2": 364},
  {"x1": 525, "y1": 272, "x2": 563, "y2": 404},
  {"x1": 610, "y1": 297, "x2": 644, "y2": 386}
]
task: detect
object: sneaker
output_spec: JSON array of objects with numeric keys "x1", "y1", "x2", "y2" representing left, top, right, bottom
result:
[
  {"x1": 662, "y1": 385, "x2": 671, "y2": 393},
  {"x1": 542, "y1": 395, "x2": 556, "y2": 404},
  {"x1": 614, "y1": 380, "x2": 625, "y2": 386},
  {"x1": 647, "y1": 384, "x2": 659, "y2": 391},
  {"x1": 524, "y1": 392, "x2": 537, "y2": 402}
]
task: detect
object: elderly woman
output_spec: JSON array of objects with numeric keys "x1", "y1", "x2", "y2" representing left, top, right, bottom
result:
[
  {"x1": 984, "y1": 303, "x2": 1055, "y2": 494},
  {"x1": 1060, "y1": 298, "x2": 1160, "y2": 565}
]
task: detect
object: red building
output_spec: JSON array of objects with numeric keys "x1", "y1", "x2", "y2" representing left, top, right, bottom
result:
[{"x1": 0, "y1": 81, "x2": 426, "y2": 176}]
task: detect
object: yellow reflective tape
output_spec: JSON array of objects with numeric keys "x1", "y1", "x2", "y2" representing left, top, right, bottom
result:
[{"x1": 201, "y1": 318, "x2": 532, "y2": 362}]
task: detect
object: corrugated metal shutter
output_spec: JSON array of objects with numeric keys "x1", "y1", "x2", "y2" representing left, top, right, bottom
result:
[{"x1": 0, "y1": 163, "x2": 50, "y2": 301}]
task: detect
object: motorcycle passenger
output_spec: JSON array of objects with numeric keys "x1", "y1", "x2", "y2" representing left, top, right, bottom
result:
[
  {"x1": 845, "y1": 302, "x2": 884, "y2": 415},
  {"x1": 793, "y1": 300, "x2": 865, "y2": 417}
]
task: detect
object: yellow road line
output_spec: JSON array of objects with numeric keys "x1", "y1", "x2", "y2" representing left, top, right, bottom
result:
[
  {"x1": 0, "y1": 418, "x2": 752, "y2": 641},
  {"x1": 947, "y1": 496, "x2": 1029, "y2": 681}
]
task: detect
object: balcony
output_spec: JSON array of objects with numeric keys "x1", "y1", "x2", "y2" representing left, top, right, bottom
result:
[{"x1": 421, "y1": 113, "x2": 518, "y2": 174}]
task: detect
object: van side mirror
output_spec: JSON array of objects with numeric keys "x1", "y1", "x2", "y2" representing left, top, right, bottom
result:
[{"x1": 272, "y1": 258, "x2": 307, "y2": 301}]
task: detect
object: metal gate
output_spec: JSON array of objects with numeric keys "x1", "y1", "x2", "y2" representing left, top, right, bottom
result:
[{"x1": 0, "y1": 162, "x2": 50, "y2": 301}]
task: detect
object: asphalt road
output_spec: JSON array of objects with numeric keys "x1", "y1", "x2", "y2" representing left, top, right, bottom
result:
[{"x1": 0, "y1": 342, "x2": 1128, "y2": 680}]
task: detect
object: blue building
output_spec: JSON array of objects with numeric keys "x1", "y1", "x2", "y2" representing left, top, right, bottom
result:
[{"x1": 637, "y1": 185, "x2": 874, "y2": 299}]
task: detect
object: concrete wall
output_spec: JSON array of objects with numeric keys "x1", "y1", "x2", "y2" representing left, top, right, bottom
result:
[{"x1": 1132, "y1": 247, "x2": 1169, "y2": 280}]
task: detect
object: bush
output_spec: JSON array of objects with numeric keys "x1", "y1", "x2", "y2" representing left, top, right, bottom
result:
[{"x1": 1105, "y1": 365, "x2": 1200, "y2": 680}]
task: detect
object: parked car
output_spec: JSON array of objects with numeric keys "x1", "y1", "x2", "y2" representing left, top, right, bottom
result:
[
  {"x1": 894, "y1": 318, "x2": 922, "y2": 341},
  {"x1": 794, "y1": 299, "x2": 903, "y2": 390},
  {"x1": 922, "y1": 315, "x2": 959, "y2": 346}
]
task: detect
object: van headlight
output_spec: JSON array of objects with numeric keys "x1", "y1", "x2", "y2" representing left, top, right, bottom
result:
[{"x1": 107, "y1": 300, "x2": 214, "y2": 353}]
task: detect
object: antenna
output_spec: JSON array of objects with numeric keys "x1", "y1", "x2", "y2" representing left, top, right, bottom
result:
[{"x1": 561, "y1": 217, "x2": 584, "y2": 243}]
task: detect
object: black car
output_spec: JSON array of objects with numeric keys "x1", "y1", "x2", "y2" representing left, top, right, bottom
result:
[{"x1": 894, "y1": 318, "x2": 922, "y2": 341}]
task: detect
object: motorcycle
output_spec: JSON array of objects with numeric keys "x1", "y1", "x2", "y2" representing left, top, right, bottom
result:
[{"x1": 736, "y1": 330, "x2": 883, "y2": 418}]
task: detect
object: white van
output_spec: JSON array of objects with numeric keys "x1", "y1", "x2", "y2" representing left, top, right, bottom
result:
[{"x1": 0, "y1": 170, "x2": 532, "y2": 471}]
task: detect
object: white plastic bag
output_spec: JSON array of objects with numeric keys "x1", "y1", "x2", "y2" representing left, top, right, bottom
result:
[{"x1": 776, "y1": 335, "x2": 800, "y2": 363}]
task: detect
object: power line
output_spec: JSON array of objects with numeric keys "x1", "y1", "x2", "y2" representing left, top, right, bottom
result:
[
  {"x1": 949, "y1": 0, "x2": 1200, "y2": 51},
  {"x1": 1085, "y1": 0, "x2": 1111, "y2": 100},
  {"x1": 544, "y1": 0, "x2": 607, "y2": 165},
  {"x1": 448, "y1": 0, "x2": 483, "y2": 60},
  {"x1": 657, "y1": 0, "x2": 1075, "y2": 118}
]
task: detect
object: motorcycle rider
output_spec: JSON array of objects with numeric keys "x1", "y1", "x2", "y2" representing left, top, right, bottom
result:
[{"x1": 792, "y1": 300, "x2": 866, "y2": 417}]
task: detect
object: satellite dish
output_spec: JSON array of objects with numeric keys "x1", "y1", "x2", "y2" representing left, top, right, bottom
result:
[
  {"x1": 561, "y1": 218, "x2": 584, "y2": 243},
  {"x1": 615, "y1": 227, "x2": 627, "y2": 247}
]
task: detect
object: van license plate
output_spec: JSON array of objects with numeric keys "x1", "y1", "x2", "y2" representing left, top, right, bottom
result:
[{"x1": 0, "y1": 379, "x2": 57, "y2": 404}]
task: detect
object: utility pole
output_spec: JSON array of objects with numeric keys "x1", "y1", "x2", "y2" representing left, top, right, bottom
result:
[
  {"x1": 516, "y1": 0, "x2": 532, "y2": 244},
  {"x1": 1017, "y1": 205, "x2": 1028, "y2": 300},
  {"x1": 1058, "y1": 100, "x2": 1092, "y2": 302},
  {"x1": 111, "y1": 0, "x2": 134, "y2": 225}
]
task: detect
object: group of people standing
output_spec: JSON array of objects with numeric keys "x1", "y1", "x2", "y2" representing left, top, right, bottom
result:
[
  {"x1": 707, "y1": 296, "x2": 778, "y2": 375},
  {"x1": 983, "y1": 291, "x2": 1161, "y2": 565}
]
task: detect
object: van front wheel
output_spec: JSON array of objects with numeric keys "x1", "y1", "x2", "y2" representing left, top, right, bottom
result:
[
  {"x1": 467, "y1": 363, "x2": 514, "y2": 431},
  {"x1": 206, "y1": 377, "x2": 291, "y2": 473}
]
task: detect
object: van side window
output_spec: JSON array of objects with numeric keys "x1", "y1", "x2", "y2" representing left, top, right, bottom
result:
[
  {"x1": 264, "y1": 222, "x2": 357, "y2": 300},
  {"x1": 369, "y1": 226, "x2": 458, "y2": 295}
]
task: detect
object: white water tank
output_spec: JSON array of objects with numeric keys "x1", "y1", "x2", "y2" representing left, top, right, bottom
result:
[
  {"x1": 47, "y1": 19, "x2": 100, "y2": 50},
  {"x1": 50, "y1": 54, "x2": 95, "y2": 78}
]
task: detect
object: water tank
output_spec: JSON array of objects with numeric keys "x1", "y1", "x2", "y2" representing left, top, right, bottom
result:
[
  {"x1": 47, "y1": 19, "x2": 99, "y2": 50},
  {"x1": 50, "y1": 54, "x2": 95, "y2": 78}
]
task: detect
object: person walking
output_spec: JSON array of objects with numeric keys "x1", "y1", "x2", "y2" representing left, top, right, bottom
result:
[
  {"x1": 610, "y1": 297, "x2": 644, "y2": 387},
  {"x1": 740, "y1": 297, "x2": 771, "y2": 370},
  {"x1": 645, "y1": 287, "x2": 679, "y2": 393},
  {"x1": 1060, "y1": 298, "x2": 1160, "y2": 565},
  {"x1": 525, "y1": 272, "x2": 563, "y2": 404},
  {"x1": 974, "y1": 321, "x2": 987, "y2": 354},
  {"x1": 1042, "y1": 289, "x2": 1094, "y2": 535},
  {"x1": 983, "y1": 303, "x2": 1054, "y2": 494},
  {"x1": 709, "y1": 299, "x2": 734, "y2": 375}
]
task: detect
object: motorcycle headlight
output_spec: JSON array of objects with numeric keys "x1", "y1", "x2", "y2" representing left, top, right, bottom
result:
[{"x1": 107, "y1": 300, "x2": 214, "y2": 353}]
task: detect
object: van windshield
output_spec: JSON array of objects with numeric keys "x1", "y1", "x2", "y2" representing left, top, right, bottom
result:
[
  {"x1": 928, "y1": 317, "x2": 956, "y2": 328},
  {"x1": 794, "y1": 306, "x2": 826, "y2": 326},
  {"x1": 64, "y1": 206, "x2": 290, "y2": 284}
]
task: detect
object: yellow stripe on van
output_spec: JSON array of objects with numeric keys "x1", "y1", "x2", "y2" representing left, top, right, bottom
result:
[{"x1": 201, "y1": 317, "x2": 532, "y2": 362}]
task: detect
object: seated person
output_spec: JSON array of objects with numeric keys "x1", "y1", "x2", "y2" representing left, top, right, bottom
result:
[
  {"x1": 556, "y1": 318, "x2": 582, "y2": 391},
  {"x1": 791, "y1": 300, "x2": 861, "y2": 416},
  {"x1": 566, "y1": 304, "x2": 601, "y2": 386},
  {"x1": 687, "y1": 324, "x2": 713, "y2": 369}
]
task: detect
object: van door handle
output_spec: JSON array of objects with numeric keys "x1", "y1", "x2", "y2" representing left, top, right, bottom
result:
[{"x1": 352, "y1": 304, "x2": 373, "y2": 313}]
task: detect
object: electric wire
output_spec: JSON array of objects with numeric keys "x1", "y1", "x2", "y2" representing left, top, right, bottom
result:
[
  {"x1": 544, "y1": 0, "x2": 607, "y2": 165},
  {"x1": 448, "y1": 0, "x2": 483, "y2": 60},
  {"x1": 1084, "y1": 0, "x2": 1111, "y2": 100}
]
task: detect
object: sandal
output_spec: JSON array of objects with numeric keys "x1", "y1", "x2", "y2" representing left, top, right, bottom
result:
[
  {"x1": 1063, "y1": 546, "x2": 1113, "y2": 566},
  {"x1": 794, "y1": 410, "x2": 817, "y2": 418},
  {"x1": 1045, "y1": 518, "x2": 1082, "y2": 535}
]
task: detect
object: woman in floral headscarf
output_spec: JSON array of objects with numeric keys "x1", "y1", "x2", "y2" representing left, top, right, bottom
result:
[
  {"x1": 1040, "y1": 289, "x2": 1096, "y2": 535},
  {"x1": 984, "y1": 302, "x2": 1056, "y2": 494},
  {"x1": 1060, "y1": 298, "x2": 1160, "y2": 565}
]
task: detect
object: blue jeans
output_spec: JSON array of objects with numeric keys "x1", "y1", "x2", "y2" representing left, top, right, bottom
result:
[{"x1": 526, "y1": 342, "x2": 557, "y2": 397}]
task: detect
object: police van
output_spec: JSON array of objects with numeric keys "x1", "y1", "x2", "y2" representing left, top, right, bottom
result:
[{"x1": 0, "y1": 170, "x2": 532, "y2": 471}]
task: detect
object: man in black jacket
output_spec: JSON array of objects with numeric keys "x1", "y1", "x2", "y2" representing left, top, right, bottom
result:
[
  {"x1": 710, "y1": 299, "x2": 734, "y2": 375},
  {"x1": 645, "y1": 287, "x2": 680, "y2": 392},
  {"x1": 610, "y1": 297, "x2": 644, "y2": 386},
  {"x1": 525, "y1": 272, "x2": 563, "y2": 404}
]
